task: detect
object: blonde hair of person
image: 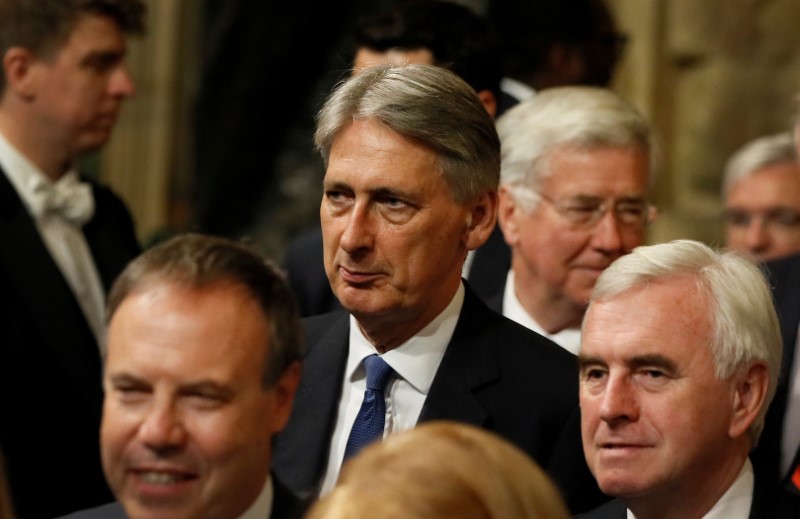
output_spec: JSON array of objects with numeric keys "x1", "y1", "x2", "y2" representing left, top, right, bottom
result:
[{"x1": 304, "y1": 421, "x2": 570, "y2": 519}]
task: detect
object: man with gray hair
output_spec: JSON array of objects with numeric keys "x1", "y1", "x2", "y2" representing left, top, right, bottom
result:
[
  {"x1": 752, "y1": 117, "x2": 800, "y2": 493},
  {"x1": 0, "y1": 1, "x2": 145, "y2": 516},
  {"x1": 578, "y1": 240, "x2": 799, "y2": 518},
  {"x1": 272, "y1": 64, "x2": 606, "y2": 514},
  {"x1": 722, "y1": 131, "x2": 800, "y2": 262},
  {"x1": 489, "y1": 86, "x2": 657, "y2": 354}
]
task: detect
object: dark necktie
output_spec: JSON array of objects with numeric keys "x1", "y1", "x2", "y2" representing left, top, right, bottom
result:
[{"x1": 344, "y1": 354, "x2": 394, "y2": 460}]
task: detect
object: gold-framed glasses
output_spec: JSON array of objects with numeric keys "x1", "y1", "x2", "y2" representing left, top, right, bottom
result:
[{"x1": 537, "y1": 192, "x2": 654, "y2": 230}]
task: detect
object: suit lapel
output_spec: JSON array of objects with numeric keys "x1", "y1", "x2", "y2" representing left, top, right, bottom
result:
[
  {"x1": 419, "y1": 288, "x2": 497, "y2": 426},
  {"x1": 0, "y1": 171, "x2": 102, "y2": 411},
  {"x1": 272, "y1": 312, "x2": 350, "y2": 493},
  {"x1": 81, "y1": 181, "x2": 140, "y2": 291}
]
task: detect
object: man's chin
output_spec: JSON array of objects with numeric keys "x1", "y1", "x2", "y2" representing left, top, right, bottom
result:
[
  {"x1": 76, "y1": 132, "x2": 113, "y2": 154},
  {"x1": 336, "y1": 289, "x2": 394, "y2": 318}
]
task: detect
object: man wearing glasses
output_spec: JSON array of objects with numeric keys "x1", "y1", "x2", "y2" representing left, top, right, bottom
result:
[
  {"x1": 488, "y1": 86, "x2": 657, "y2": 354},
  {"x1": 721, "y1": 131, "x2": 800, "y2": 263}
]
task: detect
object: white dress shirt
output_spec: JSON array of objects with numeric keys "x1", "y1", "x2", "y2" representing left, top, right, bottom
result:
[
  {"x1": 626, "y1": 458, "x2": 754, "y2": 519},
  {"x1": 499, "y1": 77, "x2": 536, "y2": 104},
  {"x1": 0, "y1": 132, "x2": 106, "y2": 350},
  {"x1": 238, "y1": 474, "x2": 273, "y2": 519},
  {"x1": 501, "y1": 270, "x2": 581, "y2": 355},
  {"x1": 319, "y1": 283, "x2": 464, "y2": 495},
  {"x1": 781, "y1": 325, "x2": 800, "y2": 476}
]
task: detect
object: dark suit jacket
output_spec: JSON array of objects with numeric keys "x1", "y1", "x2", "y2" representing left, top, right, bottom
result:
[
  {"x1": 752, "y1": 254, "x2": 800, "y2": 484},
  {"x1": 0, "y1": 170, "x2": 140, "y2": 518},
  {"x1": 283, "y1": 224, "x2": 510, "y2": 317},
  {"x1": 56, "y1": 474, "x2": 310, "y2": 519},
  {"x1": 574, "y1": 466, "x2": 800, "y2": 518},
  {"x1": 271, "y1": 284, "x2": 606, "y2": 514},
  {"x1": 496, "y1": 88, "x2": 522, "y2": 118}
]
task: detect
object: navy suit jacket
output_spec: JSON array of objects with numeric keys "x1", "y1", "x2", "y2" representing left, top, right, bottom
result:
[
  {"x1": 0, "y1": 170, "x2": 140, "y2": 518},
  {"x1": 752, "y1": 254, "x2": 800, "y2": 485},
  {"x1": 574, "y1": 467, "x2": 800, "y2": 518},
  {"x1": 271, "y1": 284, "x2": 606, "y2": 514},
  {"x1": 56, "y1": 474, "x2": 310, "y2": 519},
  {"x1": 283, "y1": 225, "x2": 510, "y2": 317}
]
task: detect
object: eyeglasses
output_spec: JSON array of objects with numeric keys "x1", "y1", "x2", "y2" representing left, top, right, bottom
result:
[
  {"x1": 723, "y1": 208, "x2": 800, "y2": 230},
  {"x1": 536, "y1": 192, "x2": 654, "y2": 230}
]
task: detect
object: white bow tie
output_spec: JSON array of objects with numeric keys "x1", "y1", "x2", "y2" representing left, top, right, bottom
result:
[{"x1": 28, "y1": 173, "x2": 95, "y2": 226}]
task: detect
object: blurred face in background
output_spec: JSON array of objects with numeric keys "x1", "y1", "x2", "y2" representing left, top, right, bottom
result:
[
  {"x1": 499, "y1": 144, "x2": 650, "y2": 329},
  {"x1": 24, "y1": 14, "x2": 135, "y2": 159},
  {"x1": 353, "y1": 47, "x2": 434, "y2": 73},
  {"x1": 724, "y1": 160, "x2": 800, "y2": 262}
]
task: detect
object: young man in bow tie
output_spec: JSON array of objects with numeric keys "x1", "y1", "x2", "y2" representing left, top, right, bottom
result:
[{"x1": 0, "y1": 1, "x2": 145, "y2": 517}]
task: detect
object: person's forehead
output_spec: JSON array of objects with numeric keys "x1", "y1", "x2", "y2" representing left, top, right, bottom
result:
[
  {"x1": 726, "y1": 162, "x2": 800, "y2": 204},
  {"x1": 541, "y1": 145, "x2": 650, "y2": 191},
  {"x1": 56, "y1": 12, "x2": 126, "y2": 51},
  {"x1": 327, "y1": 119, "x2": 444, "y2": 186},
  {"x1": 109, "y1": 281, "x2": 269, "y2": 356},
  {"x1": 583, "y1": 278, "x2": 712, "y2": 357}
]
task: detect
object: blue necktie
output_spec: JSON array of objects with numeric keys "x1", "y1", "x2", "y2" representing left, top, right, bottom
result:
[{"x1": 344, "y1": 355, "x2": 394, "y2": 459}]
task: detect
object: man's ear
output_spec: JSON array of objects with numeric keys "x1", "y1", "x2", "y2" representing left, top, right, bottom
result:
[
  {"x1": 464, "y1": 190, "x2": 498, "y2": 251},
  {"x1": 728, "y1": 362, "x2": 769, "y2": 440},
  {"x1": 497, "y1": 186, "x2": 522, "y2": 247},
  {"x1": 475, "y1": 89, "x2": 498, "y2": 119},
  {"x1": 3, "y1": 47, "x2": 38, "y2": 99},
  {"x1": 271, "y1": 361, "x2": 302, "y2": 433}
]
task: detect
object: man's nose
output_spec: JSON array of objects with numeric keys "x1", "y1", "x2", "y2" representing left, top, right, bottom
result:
[
  {"x1": 339, "y1": 202, "x2": 375, "y2": 254},
  {"x1": 599, "y1": 374, "x2": 639, "y2": 427},
  {"x1": 138, "y1": 401, "x2": 186, "y2": 453}
]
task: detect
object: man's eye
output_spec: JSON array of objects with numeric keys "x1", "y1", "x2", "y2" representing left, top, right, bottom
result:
[
  {"x1": 581, "y1": 367, "x2": 606, "y2": 381},
  {"x1": 84, "y1": 55, "x2": 120, "y2": 73},
  {"x1": 185, "y1": 392, "x2": 227, "y2": 409},
  {"x1": 617, "y1": 204, "x2": 645, "y2": 217},
  {"x1": 325, "y1": 190, "x2": 348, "y2": 203},
  {"x1": 636, "y1": 369, "x2": 671, "y2": 388},
  {"x1": 114, "y1": 386, "x2": 149, "y2": 402},
  {"x1": 724, "y1": 210, "x2": 751, "y2": 227},
  {"x1": 770, "y1": 210, "x2": 800, "y2": 227},
  {"x1": 381, "y1": 196, "x2": 407, "y2": 208},
  {"x1": 566, "y1": 205, "x2": 598, "y2": 214}
]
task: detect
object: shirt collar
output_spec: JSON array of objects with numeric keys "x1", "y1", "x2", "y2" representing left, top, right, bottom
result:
[
  {"x1": 0, "y1": 131, "x2": 78, "y2": 215},
  {"x1": 502, "y1": 270, "x2": 581, "y2": 355},
  {"x1": 237, "y1": 473, "x2": 273, "y2": 519},
  {"x1": 348, "y1": 282, "x2": 465, "y2": 394},
  {"x1": 626, "y1": 459, "x2": 754, "y2": 519},
  {"x1": 500, "y1": 77, "x2": 536, "y2": 103}
]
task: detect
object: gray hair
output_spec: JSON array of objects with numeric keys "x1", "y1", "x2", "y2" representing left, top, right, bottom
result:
[
  {"x1": 106, "y1": 233, "x2": 304, "y2": 388},
  {"x1": 588, "y1": 239, "x2": 782, "y2": 443},
  {"x1": 496, "y1": 86, "x2": 658, "y2": 212},
  {"x1": 722, "y1": 132, "x2": 798, "y2": 197},
  {"x1": 314, "y1": 63, "x2": 500, "y2": 203}
]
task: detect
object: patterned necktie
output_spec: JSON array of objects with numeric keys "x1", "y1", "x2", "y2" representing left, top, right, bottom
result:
[
  {"x1": 344, "y1": 354, "x2": 394, "y2": 460},
  {"x1": 790, "y1": 453, "x2": 800, "y2": 494}
]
